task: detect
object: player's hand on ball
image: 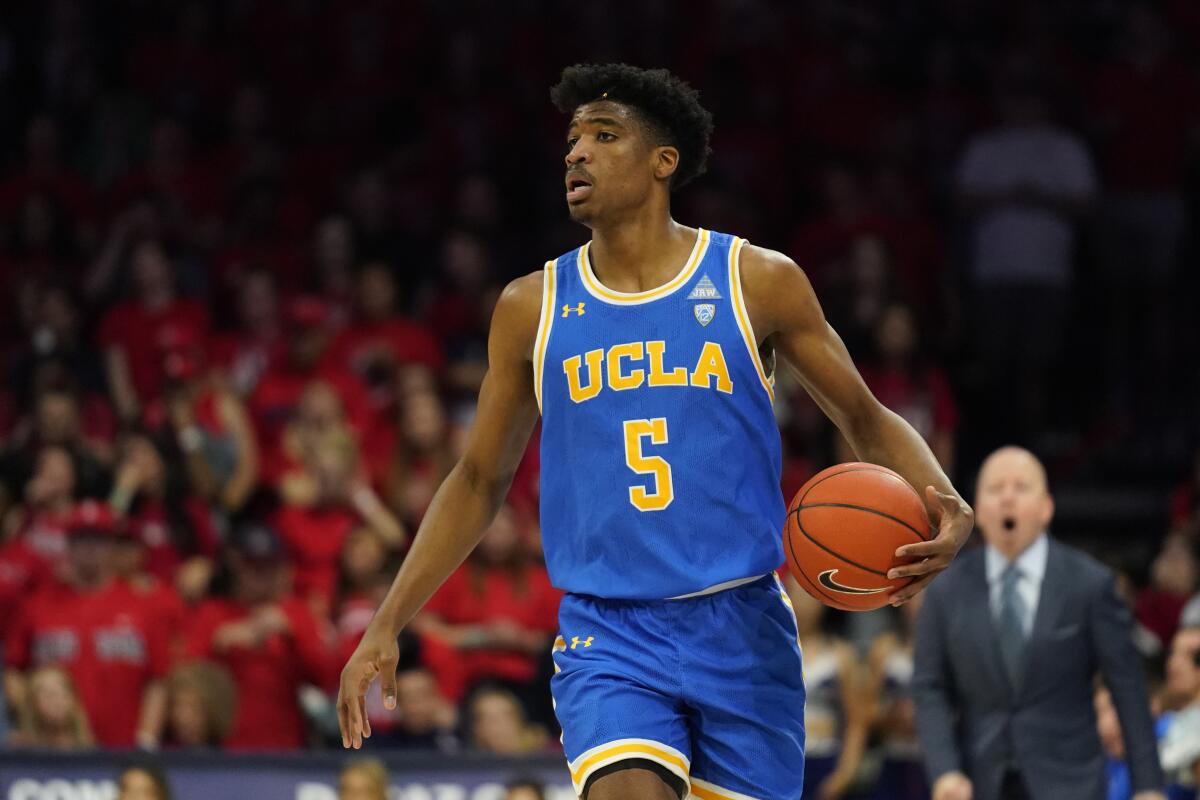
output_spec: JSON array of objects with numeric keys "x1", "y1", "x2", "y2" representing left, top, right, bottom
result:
[
  {"x1": 932, "y1": 771, "x2": 973, "y2": 800},
  {"x1": 337, "y1": 624, "x2": 400, "y2": 749},
  {"x1": 887, "y1": 487, "x2": 974, "y2": 605}
]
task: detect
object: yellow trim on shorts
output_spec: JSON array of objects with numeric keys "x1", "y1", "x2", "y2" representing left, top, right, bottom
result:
[{"x1": 568, "y1": 738, "x2": 691, "y2": 792}]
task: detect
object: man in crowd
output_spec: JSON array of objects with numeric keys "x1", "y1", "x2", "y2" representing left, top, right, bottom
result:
[
  {"x1": 914, "y1": 446, "x2": 1163, "y2": 800},
  {"x1": 4, "y1": 500, "x2": 169, "y2": 747}
]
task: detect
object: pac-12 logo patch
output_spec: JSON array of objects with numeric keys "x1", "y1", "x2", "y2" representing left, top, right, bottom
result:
[{"x1": 694, "y1": 303, "x2": 716, "y2": 326}]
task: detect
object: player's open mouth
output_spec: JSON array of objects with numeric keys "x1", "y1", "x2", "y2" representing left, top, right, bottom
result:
[
  {"x1": 1002, "y1": 517, "x2": 1016, "y2": 531},
  {"x1": 566, "y1": 176, "x2": 593, "y2": 203}
]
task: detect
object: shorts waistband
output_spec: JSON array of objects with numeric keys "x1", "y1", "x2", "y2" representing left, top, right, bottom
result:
[{"x1": 666, "y1": 574, "x2": 767, "y2": 600}]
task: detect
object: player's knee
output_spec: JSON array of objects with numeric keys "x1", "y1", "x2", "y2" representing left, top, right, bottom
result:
[{"x1": 584, "y1": 764, "x2": 684, "y2": 800}]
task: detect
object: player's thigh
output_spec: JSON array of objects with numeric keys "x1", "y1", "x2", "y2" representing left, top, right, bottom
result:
[
  {"x1": 553, "y1": 594, "x2": 693, "y2": 795},
  {"x1": 683, "y1": 576, "x2": 807, "y2": 799},
  {"x1": 585, "y1": 761, "x2": 686, "y2": 800}
]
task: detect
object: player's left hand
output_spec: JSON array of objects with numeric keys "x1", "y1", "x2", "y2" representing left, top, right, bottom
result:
[
  {"x1": 886, "y1": 486, "x2": 974, "y2": 606},
  {"x1": 1131, "y1": 792, "x2": 1166, "y2": 800}
]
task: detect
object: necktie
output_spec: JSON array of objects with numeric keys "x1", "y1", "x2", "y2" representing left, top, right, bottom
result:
[{"x1": 998, "y1": 564, "x2": 1027, "y2": 686}]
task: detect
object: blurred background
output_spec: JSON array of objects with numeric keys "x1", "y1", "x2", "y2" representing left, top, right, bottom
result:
[{"x1": 0, "y1": 0, "x2": 1198, "y2": 798}]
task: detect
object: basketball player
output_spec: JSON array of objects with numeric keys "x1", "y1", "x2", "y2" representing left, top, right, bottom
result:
[{"x1": 338, "y1": 64, "x2": 974, "y2": 800}]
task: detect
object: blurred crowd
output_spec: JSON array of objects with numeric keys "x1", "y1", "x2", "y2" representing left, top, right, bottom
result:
[{"x1": 1, "y1": 0, "x2": 1200, "y2": 797}]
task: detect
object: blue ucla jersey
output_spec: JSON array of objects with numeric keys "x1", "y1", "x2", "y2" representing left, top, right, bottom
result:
[{"x1": 534, "y1": 228, "x2": 785, "y2": 599}]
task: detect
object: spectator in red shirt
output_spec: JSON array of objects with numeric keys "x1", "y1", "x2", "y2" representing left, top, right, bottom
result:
[
  {"x1": 207, "y1": 267, "x2": 285, "y2": 398},
  {"x1": 333, "y1": 527, "x2": 461, "y2": 729},
  {"x1": 383, "y1": 389, "x2": 455, "y2": 529},
  {"x1": 109, "y1": 433, "x2": 220, "y2": 603},
  {"x1": 421, "y1": 230, "x2": 500, "y2": 397},
  {"x1": 275, "y1": 381, "x2": 405, "y2": 614},
  {"x1": 851, "y1": 303, "x2": 959, "y2": 474},
  {"x1": 184, "y1": 522, "x2": 335, "y2": 750},
  {"x1": 151, "y1": 328, "x2": 260, "y2": 515},
  {"x1": 3, "y1": 445, "x2": 80, "y2": 568},
  {"x1": 98, "y1": 238, "x2": 210, "y2": 425},
  {"x1": 0, "y1": 115, "x2": 95, "y2": 243},
  {"x1": 4, "y1": 501, "x2": 169, "y2": 748},
  {"x1": 327, "y1": 261, "x2": 443, "y2": 413},
  {"x1": 415, "y1": 504, "x2": 561, "y2": 713},
  {"x1": 0, "y1": 382, "x2": 114, "y2": 520},
  {"x1": 309, "y1": 215, "x2": 356, "y2": 330},
  {"x1": 249, "y1": 296, "x2": 374, "y2": 484}
]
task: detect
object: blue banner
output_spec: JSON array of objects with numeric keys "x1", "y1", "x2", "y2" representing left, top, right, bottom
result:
[{"x1": 0, "y1": 752, "x2": 576, "y2": 800}]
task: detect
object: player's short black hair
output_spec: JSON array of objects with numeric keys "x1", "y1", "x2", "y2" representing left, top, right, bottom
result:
[{"x1": 550, "y1": 63, "x2": 713, "y2": 189}]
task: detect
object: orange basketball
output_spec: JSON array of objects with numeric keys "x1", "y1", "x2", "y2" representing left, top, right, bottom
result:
[{"x1": 784, "y1": 462, "x2": 932, "y2": 611}]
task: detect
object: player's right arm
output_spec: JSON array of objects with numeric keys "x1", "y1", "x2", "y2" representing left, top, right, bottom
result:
[{"x1": 336, "y1": 271, "x2": 543, "y2": 749}]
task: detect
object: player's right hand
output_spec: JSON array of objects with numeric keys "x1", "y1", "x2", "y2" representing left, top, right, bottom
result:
[
  {"x1": 932, "y1": 772, "x2": 972, "y2": 800},
  {"x1": 336, "y1": 625, "x2": 400, "y2": 749}
]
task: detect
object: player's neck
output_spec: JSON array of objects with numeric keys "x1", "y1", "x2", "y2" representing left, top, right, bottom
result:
[{"x1": 588, "y1": 216, "x2": 696, "y2": 293}]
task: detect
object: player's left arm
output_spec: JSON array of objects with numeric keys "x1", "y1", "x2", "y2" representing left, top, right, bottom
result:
[{"x1": 739, "y1": 245, "x2": 973, "y2": 603}]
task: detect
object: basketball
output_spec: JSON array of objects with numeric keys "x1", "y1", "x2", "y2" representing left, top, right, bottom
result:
[{"x1": 784, "y1": 462, "x2": 932, "y2": 611}]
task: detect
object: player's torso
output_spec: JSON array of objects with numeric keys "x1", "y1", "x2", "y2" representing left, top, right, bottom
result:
[{"x1": 535, "y1": 228, "x2": 785, "y2": 599}]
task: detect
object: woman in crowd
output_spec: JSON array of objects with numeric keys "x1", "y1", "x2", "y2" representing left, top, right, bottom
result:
[
  {"x1": 466, "y1": 686, "x2": 547, "y2": 755},
  {"x1": 9, "y1": 665, "x2": 93, "y2": 749},
  {"x1": 415, "y1": 504, "x2": 560, "y2": 716},
  {"x1": 163, "y1": 661, "x2": 237, "y2": 748},
  {"x1": 783, "y1": 572, "x2": 871, "y2": 800},
  {"x1": 866, "y1": 596, "x2": 927, "y2": 800}
]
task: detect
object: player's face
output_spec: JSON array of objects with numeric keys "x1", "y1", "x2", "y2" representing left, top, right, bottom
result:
[
  {"x1": 974, "y1": 448, "x2": 1054, "y2": 559},
  {"x1": 563, "y1": 102, "x2": 663, "y2": 226}
]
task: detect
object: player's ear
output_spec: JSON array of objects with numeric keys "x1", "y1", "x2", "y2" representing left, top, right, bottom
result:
[{"x1": 653, "y1": 145, "x2": 680, "y2": 182}]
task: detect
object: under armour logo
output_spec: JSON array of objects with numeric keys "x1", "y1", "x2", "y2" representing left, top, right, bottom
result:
[
  {"x1": 570, "y1": 636, "x2": 594, "y2": 649},
  {"x1": 561, "y1": 302, "x2": 586, "y2": 317}
]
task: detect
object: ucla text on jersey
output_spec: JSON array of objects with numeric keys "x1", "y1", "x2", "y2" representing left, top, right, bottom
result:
[{"x1": 535, "y1": 229, "x2": 785, "y2": 599}]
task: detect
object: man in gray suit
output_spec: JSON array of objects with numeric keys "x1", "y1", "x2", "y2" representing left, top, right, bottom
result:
[{"x1": 913, "y1": 446, "x2": 1165, "y2": 800}]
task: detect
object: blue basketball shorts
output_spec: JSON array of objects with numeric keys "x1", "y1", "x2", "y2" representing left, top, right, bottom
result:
[{"x1": 551, "y1": 574, "x2": 807, "y2": 799}]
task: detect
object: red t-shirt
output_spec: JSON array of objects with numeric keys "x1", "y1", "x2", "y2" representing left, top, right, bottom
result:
[
  {"x1": 207, "y1": 331, "x2": 286, "y2": 396},
  {"x1": 327, "y1": 319, "x2": 444, "y2": 377},
  {"x1": 0, "y1": 539, "x2": 49, "y2": 640},
  {"x1": 15, "y1": 507, "x2": 74, "y2": 568},
  {"x1": 273, "y1": 504, "x2": 357, "y2": 606},
  {"x1": 184, "y1": 596, "x2": 333, "y2": 750},
  {"x1": 859, "y1": 365, "x2": 959, "y2": 442},
  {"x1": 5, "y1": 578, "x2": 170, "y2": 746},
  {"x1": 249, "y1": 365, "x2": 374, "y2": 483},
  {"x1": 423, "y1": 564, "x2": 562, "y2": 687},
  {"x1": 98, "y1": 299, "x2": 211, "y2": 406},
  {"x1": 126, "y1": 496, "x2": 221, "y2": 584}
]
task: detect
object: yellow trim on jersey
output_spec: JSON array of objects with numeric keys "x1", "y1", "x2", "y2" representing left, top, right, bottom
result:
[
  {"x1": 727, "y1": 237, "x2": 775, "y2": 402},
  {"x1": 568, "y1": 738, "x2": 691, "y2": 790},
  {"x1": 690, "y1": 777, "x2": 764, "y2": 800},
  {"x1": 532, "y1": 262, "x2": 557, "y2": 412},
  {"x1": 578, "y1": 228, "x2": 710, "y2": 305}
]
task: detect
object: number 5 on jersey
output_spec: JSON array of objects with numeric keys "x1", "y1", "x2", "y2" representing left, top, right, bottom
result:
[{"x1": 623, "y1": 418, "x2": 673, "y2": 511}]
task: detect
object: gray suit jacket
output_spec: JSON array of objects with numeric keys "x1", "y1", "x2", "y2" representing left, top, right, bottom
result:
[{"x1": 913, "y1": 538, "x2": 1163, "y2": 800}]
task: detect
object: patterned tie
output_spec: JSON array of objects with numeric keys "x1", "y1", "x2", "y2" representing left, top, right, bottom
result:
[{"x1": 998, "y1": 564, "x2": 1027, "y2": 687}]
